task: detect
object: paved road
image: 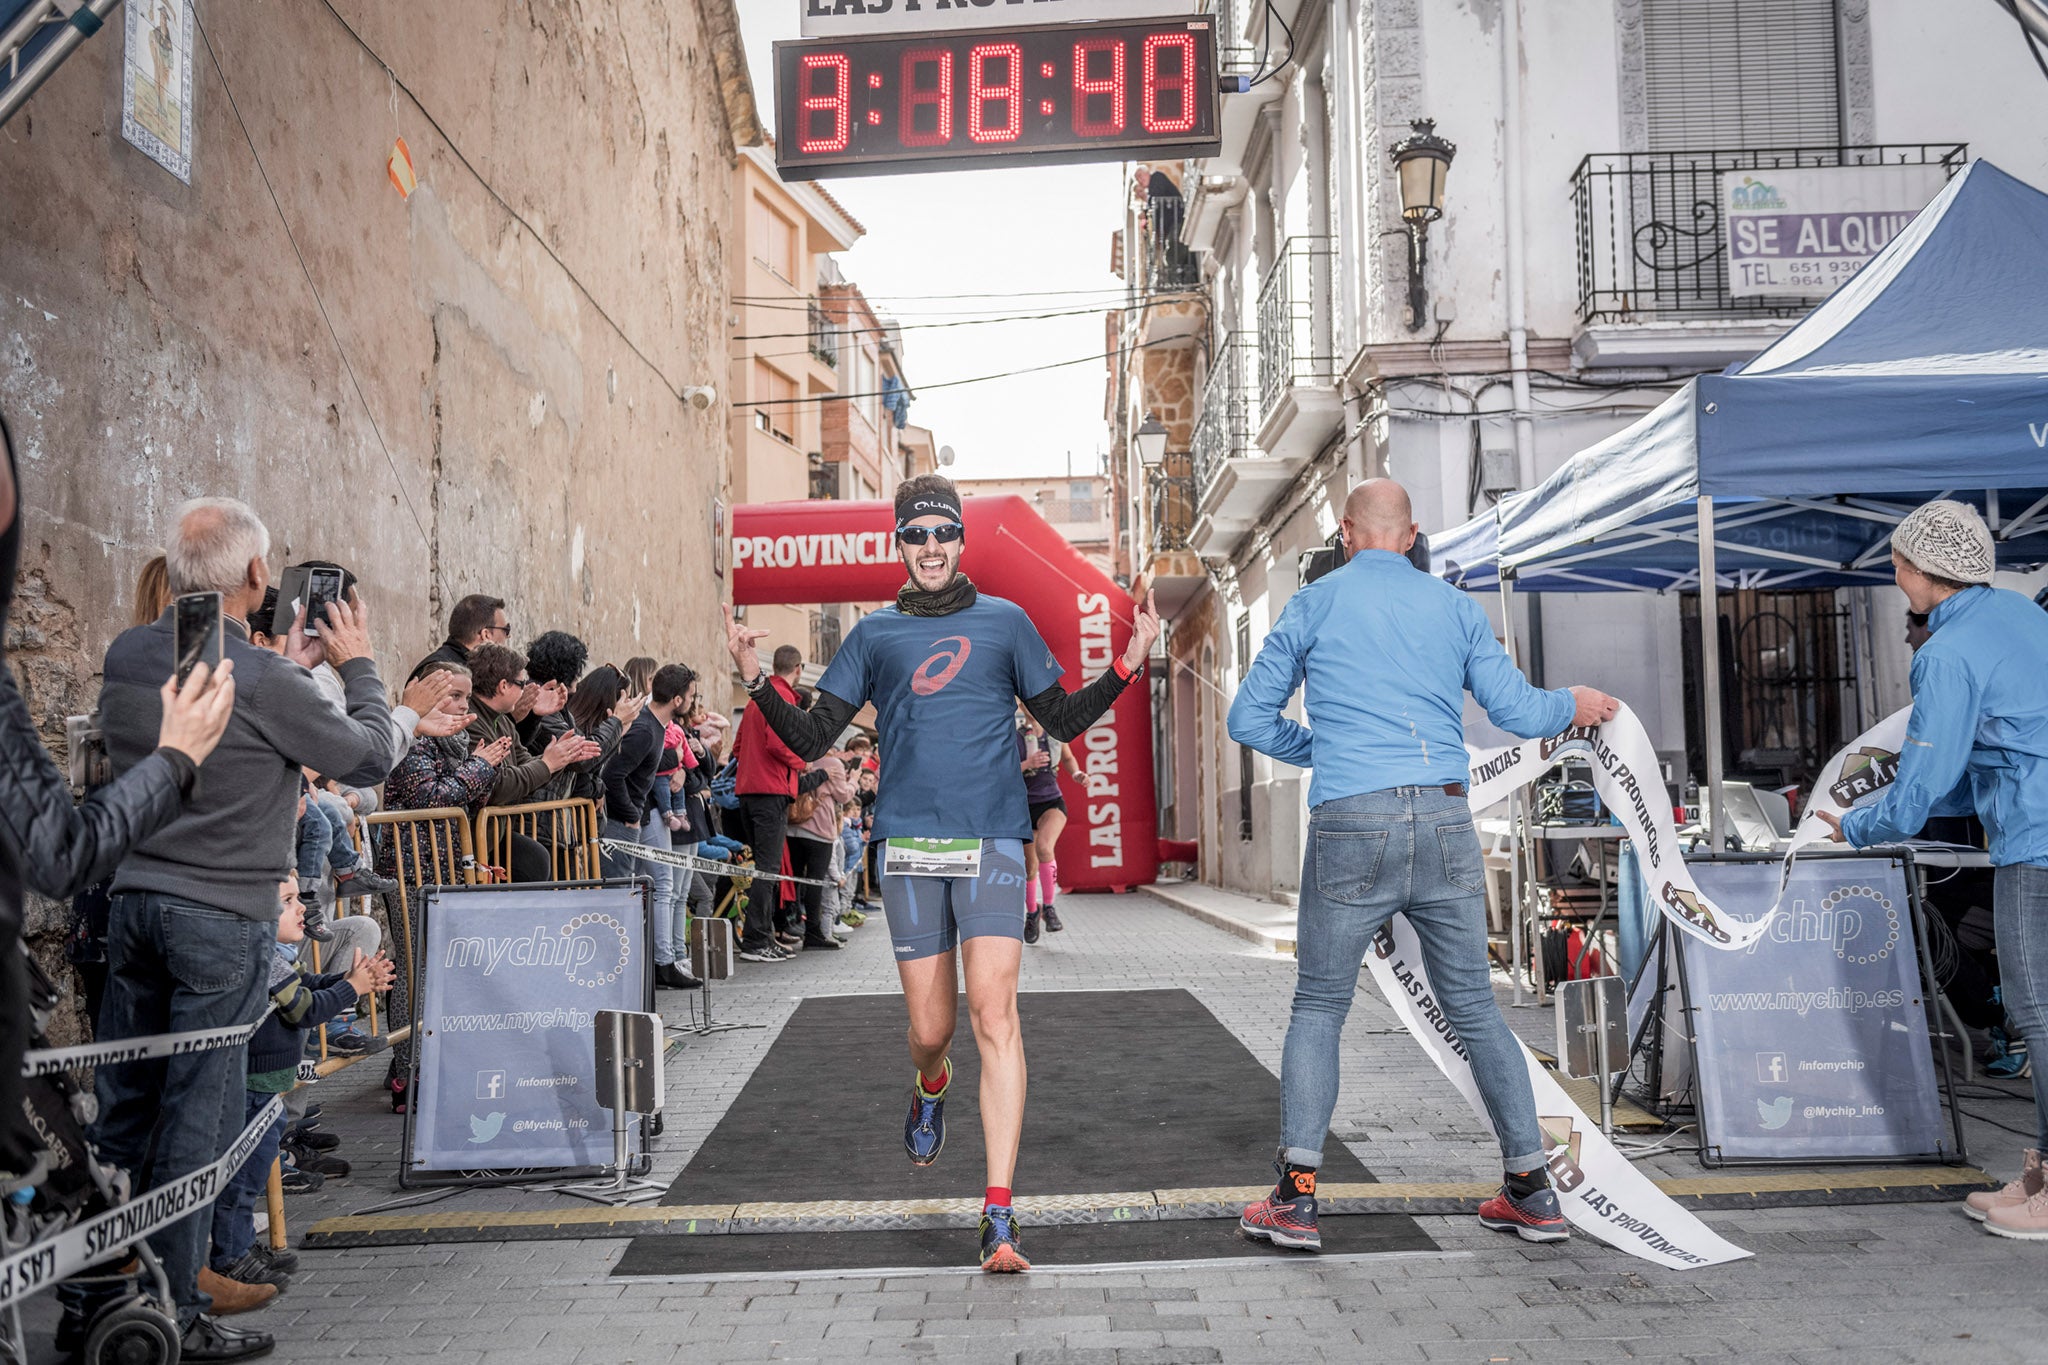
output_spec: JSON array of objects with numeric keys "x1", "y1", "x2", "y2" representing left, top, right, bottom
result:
[{"x1": 23, "y1": 891, "x2": 2040, "y2": 1362}]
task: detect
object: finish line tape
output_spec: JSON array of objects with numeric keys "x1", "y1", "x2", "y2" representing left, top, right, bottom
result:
[
  {"x1": 600, "y1": 839, "x2": 836, "y2": 889},
  {"x1": 22, "y1": 1007, "x2": 277, "y2": 1079},
  {"x1": 0, "y1": 1095, "x2": 282, "y2": 1308},
  {"x1": 1465, "y1": 702, "x2": 1772, "y2": 950}
]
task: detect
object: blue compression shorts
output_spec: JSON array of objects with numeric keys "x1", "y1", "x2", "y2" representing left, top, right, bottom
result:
[{"x1": 880, "y1": 838, "x2": 1029, "y2": 961}]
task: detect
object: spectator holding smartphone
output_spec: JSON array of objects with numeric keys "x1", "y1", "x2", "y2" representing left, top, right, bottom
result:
[
  {"x1": 60, "y1": 496, "x2": 406, "y2": 1360},
  {"x1": 0, "y1": 418, "x2": 237, "y2": 1233}
]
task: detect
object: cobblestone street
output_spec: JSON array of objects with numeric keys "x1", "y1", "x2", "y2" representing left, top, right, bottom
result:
[{"x1": 28, "y1": 888, "x2": 2037, "y2": 1364}]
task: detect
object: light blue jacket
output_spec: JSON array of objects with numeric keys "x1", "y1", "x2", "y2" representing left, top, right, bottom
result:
[
  {"x1": 1227, "y1": 550, "x2": 1575, "y2": 809},
  {"x1": 1840, "y1": 585, "x2": 2048, "y2": 867}
]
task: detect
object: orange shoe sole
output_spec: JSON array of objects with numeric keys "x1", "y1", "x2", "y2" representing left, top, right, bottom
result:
[{"x1": 980, "y1": 1243, "x2": 1031, "y2": 1273}]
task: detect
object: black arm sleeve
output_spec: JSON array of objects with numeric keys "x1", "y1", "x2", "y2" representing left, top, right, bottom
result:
[
  {"x1": 750, "y1": 684, "x2": 861, "y2": 764},
  {"x1": 1022, "y1": 668, "x2": 1135, "y2": 744}
]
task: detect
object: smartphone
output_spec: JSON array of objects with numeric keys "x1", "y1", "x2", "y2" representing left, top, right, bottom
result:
[
  {"x1": 174, "y1": 591, "x2": 223, "y2": 687},
  {"x1": 302, "y1": 567, "x2": 345, "y2": 639}
]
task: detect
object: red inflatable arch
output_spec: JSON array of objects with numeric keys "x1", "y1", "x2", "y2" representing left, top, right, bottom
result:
[{"x1": 732, "y1": 496, "x2": 1159, "y2": 893}]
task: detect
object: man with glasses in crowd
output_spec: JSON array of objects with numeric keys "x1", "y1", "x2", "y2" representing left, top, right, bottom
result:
[
  {"x1": 408, "y1": 593, "x2": 510, "y2": 682},
  {"x1": 724, "y1": 474, "x2": 1159, "y2": 1273}
]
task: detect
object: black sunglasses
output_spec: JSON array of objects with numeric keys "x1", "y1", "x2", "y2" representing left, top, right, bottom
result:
[{"x1": 895, "y1": 523, "x2": 964, "y2": 546}]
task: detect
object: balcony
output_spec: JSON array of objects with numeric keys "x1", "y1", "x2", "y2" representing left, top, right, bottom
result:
[
  {"x1": 809, "y1": 606, "x2": 842, "y2": 669},
  {"x1": 1203, "y1": 0, "x2": 1259, "y2": 77},
  {"x1": 1143, "y1": 189, "x2": 1201, "y2": 293},
  {"x1": 1570, "y1": 144, "x2": 1965, "y2": 367},
  {"x1": 807, "y1": 297, "x2": 839, "y2": 368},
  {"x1": 1186, "y1": 333, "x2": 1297, "y2": 555},
  {"x1": 1253, "y1": 237, "x2": 1342, "y2": 467},
  {"x1": 1150, "y1": 472, "x2": 1194, "y2": 553},
  {"x1": 1198, "y1": 0, "x2": 1287, "y2": 178}
]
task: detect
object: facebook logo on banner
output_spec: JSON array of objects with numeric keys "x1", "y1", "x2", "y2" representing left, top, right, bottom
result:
[
  {"x1": 1756, "y1": 1053, "x2": 1788, "y2": 1085},
  {"x1": 476, "y1": 1070, "x2": 507, "y2": 1100}
]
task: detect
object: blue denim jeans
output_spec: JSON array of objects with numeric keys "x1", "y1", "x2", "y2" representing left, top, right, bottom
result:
[
  {"x1": 1282, "y1": 788, "x2": 1547, "y2": 1173},
  {"x1": 295, "y1": 790, "x2": 360, "y2": 880},
  {"x1": 67, "y1": 892, "x2": 272, "y2": 1327},
  {"x1": 209, "y1": 1090, "x2": 285, "y2": 1272},
  {"x1": 1994, "y1": 863, "x2": 2048, "y2": 1148}
]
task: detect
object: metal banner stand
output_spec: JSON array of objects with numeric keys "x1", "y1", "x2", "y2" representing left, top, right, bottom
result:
[
  {"x1": 537, "y1": 1010, "x2": 666, "y2": 1206},
  {"x1": 685, "y1": 915, "x2": 761, "y2": 1036}
]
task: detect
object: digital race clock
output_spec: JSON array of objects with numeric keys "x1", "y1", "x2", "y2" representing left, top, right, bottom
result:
[{"x1": 773, "y1": 18, "x2": 1221, "y2": 181}]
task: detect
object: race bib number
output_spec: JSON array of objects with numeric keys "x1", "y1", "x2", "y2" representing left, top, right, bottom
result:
[{"x1": 884, "y1": 838, "x2": 983, "y2": 879}]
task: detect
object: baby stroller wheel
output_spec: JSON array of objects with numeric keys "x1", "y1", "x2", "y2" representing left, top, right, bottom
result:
[{"x1": 84, "y1": 1300, "x2": 181, "y2": 1365}]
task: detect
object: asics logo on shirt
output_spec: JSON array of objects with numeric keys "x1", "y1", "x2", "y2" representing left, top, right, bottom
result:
[{"x1": 910, "y1": 636, "x2": 972, "y2": 695}]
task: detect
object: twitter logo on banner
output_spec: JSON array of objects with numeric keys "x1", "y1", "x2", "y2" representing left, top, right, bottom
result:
[
  {"x1": 1757, "y1": 1096, "x2": 1793, "y2": 1131},
  {"x1": 468, "y1": 1112, "x2": 506, "y2": 1144}
]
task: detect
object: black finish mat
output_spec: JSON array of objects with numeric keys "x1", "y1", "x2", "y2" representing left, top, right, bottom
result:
[
  {"x1": 612, "y1": 1215, "x2": 1437, "y2": 1276},
  {"x1": 618, "y1": 989, "x2": 1432, "y2": 1273},
  {"x1": 660, "y1": 988, "x2": 1377, "y2": 1203}
]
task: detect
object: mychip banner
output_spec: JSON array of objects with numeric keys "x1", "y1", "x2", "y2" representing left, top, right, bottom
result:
[
  {"x1": 408, "y1": 884, "x2": 652, "y2": 1178},
  {"x1": 1466, "y1": 704, "x2": 1773, "y2": 950},
  {"x1": 1681, "y1": 856, "x2": 1949, "y2": 1164},
  {"x1": 1365, "y1": 915, "x2": 1752, "y2": 1269}
]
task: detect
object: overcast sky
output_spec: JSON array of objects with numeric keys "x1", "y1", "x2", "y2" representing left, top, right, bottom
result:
[{"x1": 734, "y1": 7, "x2": 1126, "y2": 484}]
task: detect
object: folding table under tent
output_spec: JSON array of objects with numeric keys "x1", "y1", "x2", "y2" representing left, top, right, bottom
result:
[{"x1": 1429, "y1": 158, "x2": 2048, "y2": 845}]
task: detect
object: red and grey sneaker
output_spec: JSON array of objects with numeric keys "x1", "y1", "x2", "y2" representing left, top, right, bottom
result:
[
  {"x1": 1240, "y1": 1165, "x2": 1321, "y2": 1251},
  {"x1": 1478, "y1": 1184, "x2": 1572, "y2": 1243}
]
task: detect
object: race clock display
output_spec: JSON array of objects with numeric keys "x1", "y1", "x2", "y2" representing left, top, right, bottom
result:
[{"x1": 774, "y1": 18, "x2": 1221, "y2": 180}]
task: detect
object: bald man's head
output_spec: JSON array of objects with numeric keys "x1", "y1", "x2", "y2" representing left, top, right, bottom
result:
[{"x1": 1341, "y1": 479, "x2": 1417, "y2": 555}]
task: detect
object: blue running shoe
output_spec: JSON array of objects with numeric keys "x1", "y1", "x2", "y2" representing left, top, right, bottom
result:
[
  {"x1": 979, "y1": 1204, "x2": 1030, "y2": 1273},
  {"x1": 1989, "y1": 1033, "x2": 2032, "y2": 1079},
  {"x1": 904, "y1": 1058, "x2": 951, "y2": 1167}
]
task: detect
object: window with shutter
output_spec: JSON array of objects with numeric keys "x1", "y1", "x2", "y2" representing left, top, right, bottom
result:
[{"x1": 1642, "y1": 0, "x2": 1842, "y2": 151}]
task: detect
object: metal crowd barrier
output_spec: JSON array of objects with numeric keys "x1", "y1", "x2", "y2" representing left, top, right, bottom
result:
[
  {"x1": 358, "y1": 806, "x2": 478, "y2": 1032},
  {"x1": 474, "y1": 797, "x2": 603, "y2": 884}
]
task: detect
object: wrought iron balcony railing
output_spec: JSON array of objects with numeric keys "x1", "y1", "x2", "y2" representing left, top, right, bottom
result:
[
  {"x1": 1150, "y1": 472, "x2": 1195, "y2": 554},
  {"x1": 808, "y1": 297, "x2": 839, "y2": 367},
  {"x1": 1570, "y1": 144, "x2": 1966, "y2": 326},
  {"x1": 1144, "y1": 190, "x2": 1201, "y2": 293},
  {"x1": 1255, "y1": 237, "x2": 1337, "y2": 419},
  {"x1": 809, "y1": 606, "x2": 842, "y2": 668},
  {"x1": 1190, "y1": 333, "x2": 1256, "y2": 502},
  {"x1": 1200, "y1": 0, "x2": 1259, "y2": 76}
]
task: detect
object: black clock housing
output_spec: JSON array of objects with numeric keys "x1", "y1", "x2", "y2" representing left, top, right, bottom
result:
[{"x1": 774, "y1": 18, "x2": 1222, "y2": 180}]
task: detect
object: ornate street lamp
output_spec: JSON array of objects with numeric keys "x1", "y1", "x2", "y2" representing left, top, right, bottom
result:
[
  {"x1": 1388, "y1": 119, "x2": 1457, "y2": 333},
  {"x1": 1134, "y1": 412, "x2": 1169, "y2": 469}
]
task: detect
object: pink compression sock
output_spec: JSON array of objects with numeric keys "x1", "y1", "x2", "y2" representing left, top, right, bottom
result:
[
  {"x1": 1025, "y1": 873, "x2": 1040, "y2": 914},
  {"x1": 1039, "y1": 860, "x2": 1058, "y2": 904}
]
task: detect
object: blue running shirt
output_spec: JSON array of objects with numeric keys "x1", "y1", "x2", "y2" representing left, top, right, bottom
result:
[{"x1": 817, "y1": 597, "x2": 1066, "y2": 841}]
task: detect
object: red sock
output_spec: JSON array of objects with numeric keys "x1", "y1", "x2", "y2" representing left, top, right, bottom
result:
[
  {"x1": 918, "y1": 1064, "x2": 948, "y2": 1097},
  {"x1": 985, "y1": 1185, "x2": 1012, "y2": 1209}
]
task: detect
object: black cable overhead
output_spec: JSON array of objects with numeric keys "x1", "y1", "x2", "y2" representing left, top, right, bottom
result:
[
  {"x1": 191, "y1": 8, "x2": 442, "y2": 601},
  {"x1": 749, "y1": 336, "x2": 1183, "y2": 406}
]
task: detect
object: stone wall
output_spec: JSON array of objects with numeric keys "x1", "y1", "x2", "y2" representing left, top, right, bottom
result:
[{"x1": 0, "y1": 0, "x2": 753, "y2": 1041}]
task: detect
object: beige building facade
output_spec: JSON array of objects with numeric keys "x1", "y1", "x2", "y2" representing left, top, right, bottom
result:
[{"x1": 0, "y1": 0, "x2": 756, "y2": 1034}]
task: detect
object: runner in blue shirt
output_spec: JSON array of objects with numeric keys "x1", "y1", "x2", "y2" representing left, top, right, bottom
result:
[{"x1": 724, "y1": 474, "x2": 1160, "y2": 1272}]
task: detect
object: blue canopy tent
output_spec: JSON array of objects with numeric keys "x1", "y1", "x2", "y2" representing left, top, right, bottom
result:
[{"x1": 1430, "y1": 158, "x2": 2048, "y2": 841}]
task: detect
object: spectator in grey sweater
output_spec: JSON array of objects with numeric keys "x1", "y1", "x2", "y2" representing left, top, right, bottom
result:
[{"x1": 61, "y1": 496, "x2": 406, "y2": 1360}]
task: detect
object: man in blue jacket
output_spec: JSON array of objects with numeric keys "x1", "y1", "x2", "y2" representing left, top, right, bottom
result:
[
  {"x1": 1230, "y1": 479, "x2": 1617, "y2": 1253},
  {"x1": 1817, "y1": 499, "x2": 2048, "y2": 1240}
]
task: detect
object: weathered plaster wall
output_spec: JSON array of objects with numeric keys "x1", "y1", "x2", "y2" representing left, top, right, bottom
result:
[{"x1": 1, "y1": 0, "x2": 747, "y2": 1037}]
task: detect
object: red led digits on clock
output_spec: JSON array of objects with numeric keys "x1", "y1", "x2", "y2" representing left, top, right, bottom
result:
[
  {"x1": 899, "y1": 45, "x2": 954, "y2": 147},
  {"x1": 1071, "y1": 37, "x2": 1126, "y2": 137},
  {"x1": 798, "y1": 52, "x2": 852, "y2": 155},
  {"x1": 1141, "y1": 32, "x2": 1197, "y2": 134},
  {"x1": 967, "y1": 42, "x2": 1023, "y2": 144}
]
